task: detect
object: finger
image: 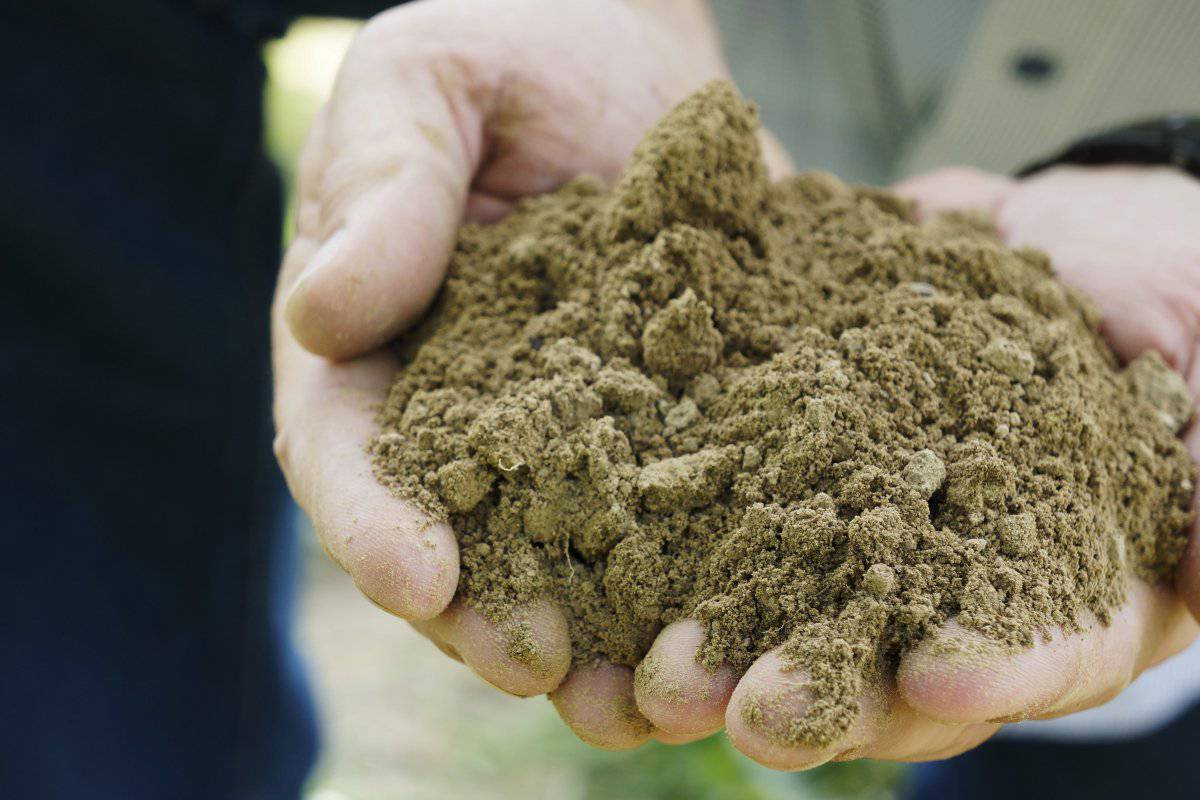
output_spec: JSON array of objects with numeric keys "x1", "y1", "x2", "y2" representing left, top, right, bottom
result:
[
  {"x1": 724, "y1": 648, "x2": 878, "y2": 770},
  {"x1": 725, "y1": 649, "x2": 1000, "y2": 769},
  {"x1": 429, "y1": 598, "x2": 571, "y2": 697},
  {"x1": 892, "y1": 166, "x2": 1013, "y2": 223},
  {"x1": 550, "y1": 661, "x2": 653, "y2": 751},
  {"x1": 272, "y1": 347, "x2": 459, "y2": 620},
  {"x1": 464, "y1": 192, "x2": 515, "y2": 224},
  {"x1": 759, "y1": 128, "x2": 795, "y2": 181},
  {"x1": 633, "y1": 619, "x2": 737, "y2": 737},
  {"x1": 283, "y1": 34, "x2": 483, "y2": 360},
  {"x1": 842, "y1": 687, "x2": 1001, "y2": 762},
  {"x1": 898, "y1": 582, "x2": 1196, "y2": 724},
  {"x1": 273, "y1": 238, "x2": 459, "y2": 620}
]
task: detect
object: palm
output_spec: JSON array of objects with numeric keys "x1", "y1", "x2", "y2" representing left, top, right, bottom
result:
[{"x1": 997, "y1": 165, "x2": 1200, "y2": 377}]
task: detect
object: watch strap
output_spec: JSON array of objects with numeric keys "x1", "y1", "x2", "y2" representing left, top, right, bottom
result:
[{"x1": 1017, "y1": 115, "x2": 1200, "y2": 179}]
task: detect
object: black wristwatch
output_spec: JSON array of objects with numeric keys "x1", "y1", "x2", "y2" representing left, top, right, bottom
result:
[{"x1": 1017, "y1": 115, "x2": 1200, "y2": 179}]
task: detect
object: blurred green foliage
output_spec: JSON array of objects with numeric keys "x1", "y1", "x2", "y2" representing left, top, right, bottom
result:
[
  {"x1": 572, "y1": 736, "x2": 905, "y2": 800},
  {"x1": 457, "y1": 705, "x2": 906, "y2": 800}
]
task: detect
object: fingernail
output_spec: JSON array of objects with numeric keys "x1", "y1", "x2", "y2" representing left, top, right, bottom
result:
[{"x1": 288, "y1": 228, "x2": 347, "y2": 300}]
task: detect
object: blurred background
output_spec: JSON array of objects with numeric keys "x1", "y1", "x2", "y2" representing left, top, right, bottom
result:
[{"x1": 265, "y1": 18, "x2": 906, "y2": 800}]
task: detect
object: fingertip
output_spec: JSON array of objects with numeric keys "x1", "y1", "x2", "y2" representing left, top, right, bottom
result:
[
  {"x1": 284, "y1": 261, "x2": 408, "y2": 363},
  {"x1": 902, "y1": 584, "x2": 1183, "y2": 725},
  {"x1": 893, "y1": 166, "x2": 1013, "y2": 223},
  {"x1": 759, "y1": 128, "x2": 796, "y2": 181},
  {"x1": 348, "y1": 515, "x2": 459, "y2": 622},
  {"x1": 438, "y1": 599, "x2": 571, "y2": 697},
  {"x1": 634, "y1": 619, "x2": 736, "y2": 736},
  {"x1": 284, "y1": 284, "x2": 354, "y2": 362},
  {"x1": 284, "y1": 218, "x2": 450, "y2": 361},
  {"x1": 280, "y1": 340, "x2": 460, "y2": 621},
  {"x1": 724, "y1": 650, "x2": 849, "y2": 771},
  {"x1": 551, "y1": 661, "x2": 653, "y2": 751},
  {"x1": 898, "y1": 620, "x2": 1076, "y2": 723},
  {"x1": 283, "y1": 229, "x2": 366, "y2": 360},
  {"x1": 288, "y1": 159, "x2": 464, "y2": 360}
]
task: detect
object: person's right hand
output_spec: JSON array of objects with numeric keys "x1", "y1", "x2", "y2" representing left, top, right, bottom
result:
[{"x1": 271, "y1": 0, "x2": 793, "y2": 752}]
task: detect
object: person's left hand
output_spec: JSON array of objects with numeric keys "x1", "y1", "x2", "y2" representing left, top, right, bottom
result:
[
  {"x1": 625, "y1": 164, "x2": 1200, "y2": 768},
  {"x1": 271, "y1": 0, "x2": 796, "y2": 753}
]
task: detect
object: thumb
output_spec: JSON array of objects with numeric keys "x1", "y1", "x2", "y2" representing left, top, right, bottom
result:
[
  {"x1": 893, "y1": 166, "x2": 1014, "y2": 223},
  {"x1": 283, "y1": 38, "x2": 481, "y2": 361}
]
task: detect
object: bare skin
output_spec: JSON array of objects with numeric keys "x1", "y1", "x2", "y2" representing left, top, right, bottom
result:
[{"x1": 272, "y1": 0, "x2": 1200, "y2": 767}]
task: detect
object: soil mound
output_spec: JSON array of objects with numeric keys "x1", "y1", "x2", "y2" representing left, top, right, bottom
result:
[{"x1": 371, "y1": 82, "x2": 1195, "y2": 746}]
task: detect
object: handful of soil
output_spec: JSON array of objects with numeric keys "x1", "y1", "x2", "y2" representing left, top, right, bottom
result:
[{"x1": 372, "y1": 81, "x2": 1195, "y2": 747}]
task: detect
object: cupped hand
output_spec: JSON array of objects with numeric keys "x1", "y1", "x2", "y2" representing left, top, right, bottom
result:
[
  {"x1": 272, "y1": 0, "x2": 793, "y2": 747},
  {"x1": 622, "y1": 164, "x2": 1200, "y2": 768},
  {"x1": 895, "y1": 164, "x2": 1200, "y2": 615}
]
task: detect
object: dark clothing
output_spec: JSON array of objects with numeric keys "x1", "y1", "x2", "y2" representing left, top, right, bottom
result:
[
  {"x1": 0, "y1": 2, "x2": 388, "y2": 798},
  {"x1": 908, "y1": 700, "x2": 1200, "y2": 799}
]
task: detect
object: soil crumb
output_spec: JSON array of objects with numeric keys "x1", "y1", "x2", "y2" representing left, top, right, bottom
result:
[{"x1": 371, "y1": 81, "x2": 1195, "y2": 748}]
